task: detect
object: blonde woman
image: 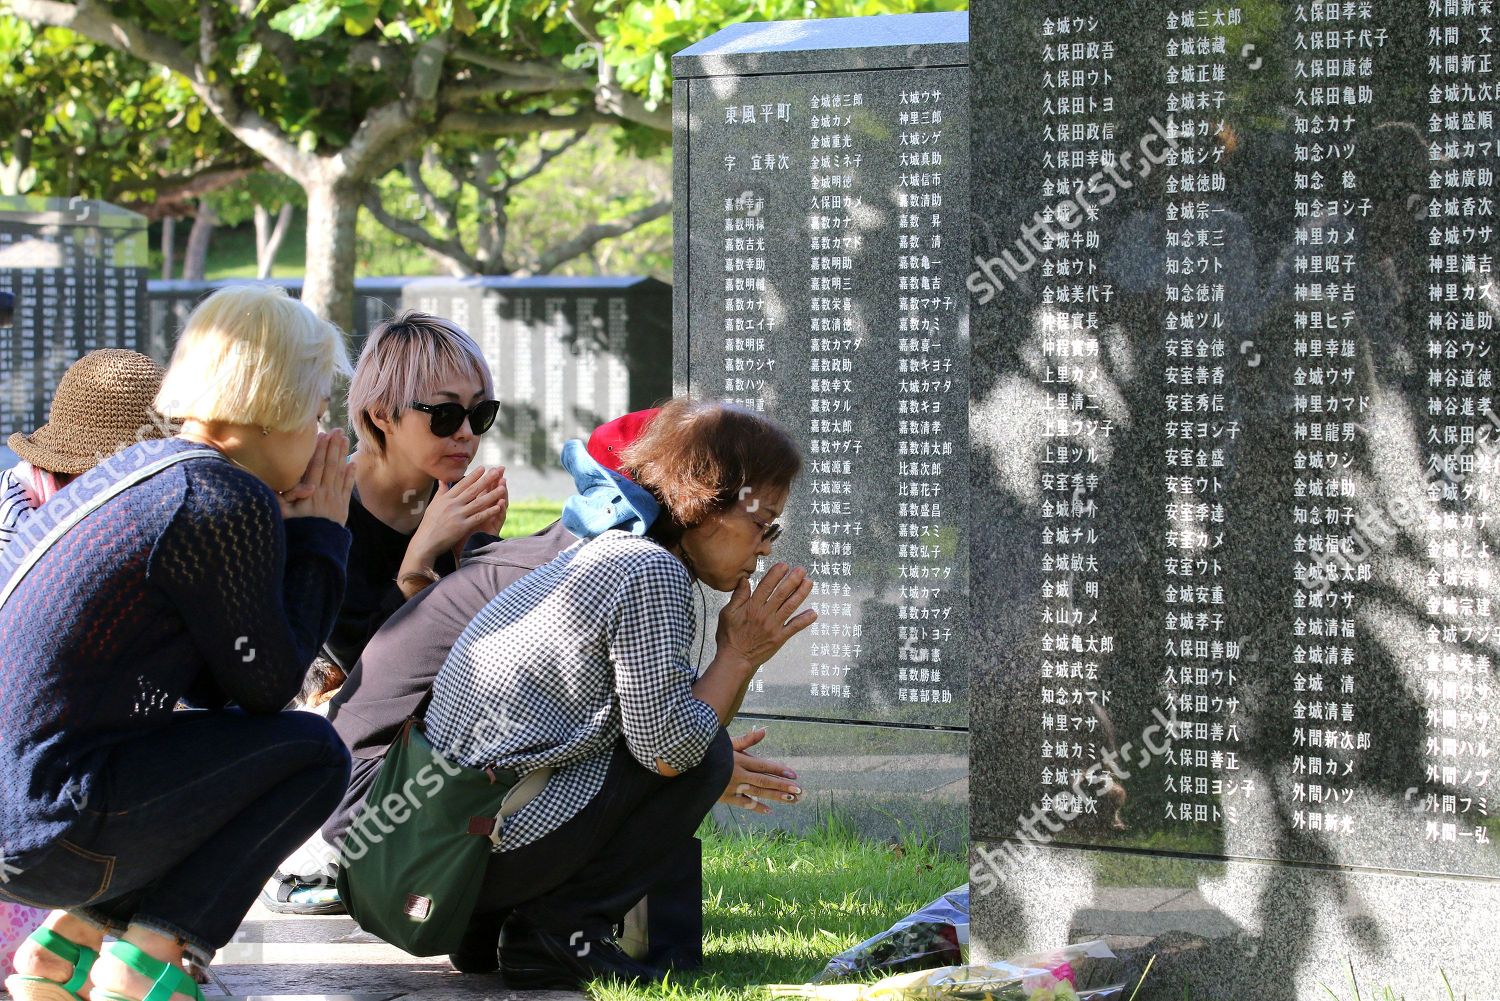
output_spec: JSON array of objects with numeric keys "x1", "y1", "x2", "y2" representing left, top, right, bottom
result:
[
  {"x1": 0, "y1": 284, "x2": 356, "y2": 1001},
  {"x1": 330, "y1": 310, "x2": 508, "y2": 673}
]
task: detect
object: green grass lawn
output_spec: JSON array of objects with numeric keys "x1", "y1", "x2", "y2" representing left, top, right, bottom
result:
[
  {"x1": 499, "y1": 500, "x2": 564, "y2": 539},
  {"x1": 592, "y1": 817, "x2": 967, "y2": 1001}
]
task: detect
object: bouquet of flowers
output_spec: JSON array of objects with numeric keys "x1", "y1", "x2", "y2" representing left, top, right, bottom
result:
[
  {"x1": 771, "y1": 940, "x2": 1126, "y2": 1001},
  {"x1": 814, "y1": 885, "x2": 970, "y2": 982}
]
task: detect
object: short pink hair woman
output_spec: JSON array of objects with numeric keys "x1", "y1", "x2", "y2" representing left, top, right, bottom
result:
[
  {"x1": 261, "y1": 310, "x2": 511, "y2": 917},
  {"x1": 327, "y1": 310, "x2": 510, "y2": 673}
]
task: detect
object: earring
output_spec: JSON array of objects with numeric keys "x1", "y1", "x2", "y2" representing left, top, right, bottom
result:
[{"x1": 261, "y1": 426, "x2": 271, "y2": 436}]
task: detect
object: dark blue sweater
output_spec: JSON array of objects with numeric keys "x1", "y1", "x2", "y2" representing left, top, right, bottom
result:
[{"x1": 0, "y1": 437, "x2": 351, "y2": 859}]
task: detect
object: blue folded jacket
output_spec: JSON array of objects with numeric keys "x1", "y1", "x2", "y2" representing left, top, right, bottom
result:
[{"x1": 560, "y1": 439, "x2": 660, "y2": 539}]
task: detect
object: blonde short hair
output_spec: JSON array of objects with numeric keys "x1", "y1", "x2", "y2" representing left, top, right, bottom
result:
[
  {"x1": 348, "y1": 310, "x2": 494, "y2": 456},
  {"x1": 156, "y1": 284, "x2": 352, "y2": 431}
]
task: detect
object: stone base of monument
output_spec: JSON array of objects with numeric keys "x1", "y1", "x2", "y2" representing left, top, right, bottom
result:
[
  {"x1": 969, "y1": 840, "x2": 1500, "y2": 998},
  {"x1": 710, "y1": 719, "x2": 969, "y2": 853}
]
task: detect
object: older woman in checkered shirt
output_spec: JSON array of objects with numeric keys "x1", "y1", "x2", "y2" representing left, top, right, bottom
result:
[{"x1": 424, "y1": 398, "x2": 815, "y2": 989}]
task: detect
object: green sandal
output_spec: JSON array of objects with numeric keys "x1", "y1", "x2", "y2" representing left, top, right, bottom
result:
[
  {"x1": 2, "y1": 926, "x2": 99, "y2": 1001},
  {"x1": 91, "y1": 941, "x2": 206, "y2": 1001}
]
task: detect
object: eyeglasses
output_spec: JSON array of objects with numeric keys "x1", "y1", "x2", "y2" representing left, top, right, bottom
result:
[
  {"x1": 750, "y1": 513, "x2": 783, "y2": 545},
  {"x1": 409, "y1": 400, "x2": 500, "y2": 438}
]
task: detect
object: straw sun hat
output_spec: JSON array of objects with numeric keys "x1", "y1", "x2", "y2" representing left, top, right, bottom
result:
[{"x1": 8, "y1": 348, "x2": 177, "y2": 475}]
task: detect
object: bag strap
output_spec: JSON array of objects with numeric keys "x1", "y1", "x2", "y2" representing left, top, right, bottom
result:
[
  {"x1": 0, "y1": 448, "x2": 221, "y2": 614},
  {"x1": 412, "y1": 685, "x2": 436, "y2": 724}
]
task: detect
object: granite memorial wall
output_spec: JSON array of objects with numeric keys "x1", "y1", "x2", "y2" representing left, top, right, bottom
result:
[
  {"x1": 148, "y1": 276, "x2": 671, "y2": 500},
  {"x1": 0, "y1": 198, "x2": 149, "y2": 467},
  {"x1": 672, "y1": 13, "x2": 970, "y2": 846},
  {"x1": 967, "y1": 0, "x2": 1500, "y2": 993}
]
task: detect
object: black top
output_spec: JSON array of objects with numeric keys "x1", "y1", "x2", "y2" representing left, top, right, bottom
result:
[
  {"x1": 323, "y1": 485, "x2": 491, "y2": 673},
  {"x1": 327, "y1": 518, "x2": 578, "y2": 759}
]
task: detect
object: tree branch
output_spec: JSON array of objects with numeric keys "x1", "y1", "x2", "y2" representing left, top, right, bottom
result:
[
  {"x1": 595, "y1": 56, "x2": 671, "y2": 133},
  {"x1": 450, "y1": 47, "x2": 579, "y2": 80},
  {"x1": 233, "y1": 0, "x2": 302, "y2": 77},
  {"x1": 561, "y1": 0, "x2": 603, "y2": 45},
  {"x1": 501, "y1": 129, "x2": 587, "y2": 194},
  {"x1": 521, "y1": 198, "x2": 670, "y2": 275},
  {"x1": 471, "y1": 148, "x2": 506, "y2": 270},
  {"x1": 441, "y1": 70, "x2": 591, "y2": 103},
  {"x1": 115, "y1": 163, "x2": 260, "y2": 219},
  {"x1": 338, "y1": 33, "x2": 449, "y2": 179},
  {"x1": 7, "y1": 0, "x2": 309, "y2": 176},
  {"x1": 255, "y1": 202, "x2": 295, "y2": 279},
  {"x1": 436, "y1": 107, "x2": 616, "y2": 136},
  {"x1": 0, "y1": 132, "x2": 34, "y2": 197},
  {"x1": 555, "y1": 0, "x2": 668, "y2": 131},
  {"x1": 402, "y1": 157, "x2": 457, "y2": 233},
  {"x1": 361, "y1": 189, "x2": 479, "y2": 275}
]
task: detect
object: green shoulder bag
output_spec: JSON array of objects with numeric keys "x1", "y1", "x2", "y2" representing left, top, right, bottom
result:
[{"x1": 337, "y1": 717, "x2": 517, "y2": 956}]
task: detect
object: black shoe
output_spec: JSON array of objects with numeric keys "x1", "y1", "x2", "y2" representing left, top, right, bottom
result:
[
  {"x1": 500, "y1": 918, "x2": 665, "y2": 989},
  {"x1": 449, "y1": 911, "x2": 506, "y2": 974}
]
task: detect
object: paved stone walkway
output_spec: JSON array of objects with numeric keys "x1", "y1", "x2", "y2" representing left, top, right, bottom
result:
[{"x1": 202, "y1": 900, "x2": 585, "y2": 1001}]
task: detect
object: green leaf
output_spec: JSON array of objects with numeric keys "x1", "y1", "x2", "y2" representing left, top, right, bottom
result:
[
  {"x1": 450, "y1": 0, "x2": 477, "y2": 34},
  {"x1": 381, "y1": 18, "x2": 416, "y2": 41},
  {"x1": 234, "y1": 41, "x2": 263, "y2": 74},
  {"x1": 297, "y1": 128, "x2": 319, "y2": 153},
  {"x1": 185, "y1": 105, "x2": 201, "y2": 132},
  {"x1": 269, "y1": 0, "x2": 343, "y2": 39},
  {"x1": 341, "y1": 0, "x2": 378, "y2": 35}
]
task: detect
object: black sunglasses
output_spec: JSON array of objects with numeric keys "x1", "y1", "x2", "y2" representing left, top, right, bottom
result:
[
  {"x1": 750, "y1": 512, "x2": 783, "y2": 544},
  {"x1": 409, "y1": 399, "x2": 500, "y2": 438}
]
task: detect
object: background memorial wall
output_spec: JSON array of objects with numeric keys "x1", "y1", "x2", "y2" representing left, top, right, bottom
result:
[
  {"x1": 673, "y1": 13, "x2": 970, "y2": 848},
  {"x1": 967, "y1": 0, "x2": 1500, "y2": 993},
  {"x1": 148, "y1": 276, "x2": 671, "y2": 500},
  {"x1": 0, "y1": 198, "x2": 148, "y2": 467}
]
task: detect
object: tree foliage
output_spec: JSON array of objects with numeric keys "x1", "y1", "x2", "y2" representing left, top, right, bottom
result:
[
  {"x1": 0, "y1": 14, "x2": 248, "y2": 205},
  {"x1": 0, "y1": 0, "x2": 965, "y2": 325}
]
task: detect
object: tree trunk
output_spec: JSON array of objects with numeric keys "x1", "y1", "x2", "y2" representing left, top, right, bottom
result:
[
  {"x1": 0, "y1": 133, "x2": 33, "y2": 196},
  {"x1": 160, "y1": 217, "x2": 177, "y2": 281},
  {"x1": 301, "y1": 179, "x2": 360, "y2": 335},
  {"x1": 182, "y1": 199, "x2": 218, "y2": 281},
  {"x1": 255, "y1": 202, "x2": 295, "y2": 280}
]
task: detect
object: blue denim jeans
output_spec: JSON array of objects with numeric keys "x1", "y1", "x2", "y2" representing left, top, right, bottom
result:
[{"x1": 0, "y1": 709, "x2": 350, "y2": 965}]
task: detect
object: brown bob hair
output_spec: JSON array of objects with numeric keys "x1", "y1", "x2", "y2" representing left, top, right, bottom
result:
[{"x1": 620, "y1": 398, "x2": 801, "y2": 544}]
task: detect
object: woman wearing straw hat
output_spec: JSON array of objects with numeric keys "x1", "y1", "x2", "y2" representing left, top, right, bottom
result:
[
  {"x1": 0, "y1": 349, "x2": 175, "y2": 555},
  {"x1": 0, "y1": 284, "x2": 356, "y2": 1001}
]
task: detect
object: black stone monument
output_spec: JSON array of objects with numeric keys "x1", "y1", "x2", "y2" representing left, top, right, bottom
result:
[
  {"x1": 673, "y1": 13, "x2": 970, "y2": 847},
  {"x1": 148, "y1": 275, "x2": 672, "y2": 500},
  {"x1": 968, "y1": 0, "x2": 1500, "y2": 993},
  {"x1": 0, "y1": 198, "x2": 149, "y2": 466}
]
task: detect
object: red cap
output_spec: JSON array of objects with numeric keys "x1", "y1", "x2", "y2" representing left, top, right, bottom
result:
[{"x1": 587, "y1": 408, "x2": 660, "y2": 477}]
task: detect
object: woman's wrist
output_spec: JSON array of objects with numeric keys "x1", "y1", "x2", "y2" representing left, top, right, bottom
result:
[
  {"x1": 709, "y1": 645, "x2": 757, "y2": 679},
  {"x1": 405, "y1": 524, "x2": 444, "y2": 567}
]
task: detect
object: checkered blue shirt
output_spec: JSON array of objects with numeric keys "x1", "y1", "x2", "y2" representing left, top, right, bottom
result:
[{"x1": 424, "y1": 530, "x2": 722, "y2": 851}]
